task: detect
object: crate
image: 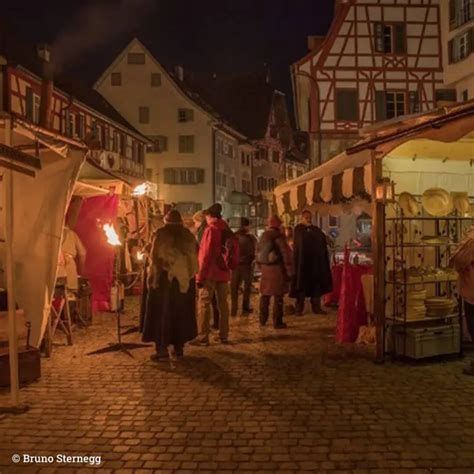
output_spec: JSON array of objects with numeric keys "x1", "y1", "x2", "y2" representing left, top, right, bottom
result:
[
  {"x1": 0, "y1": 346, "x2": 41, "y2": 387},
  {"x1": 393, "y1": 323, "x2": 460, "y2": 359}
]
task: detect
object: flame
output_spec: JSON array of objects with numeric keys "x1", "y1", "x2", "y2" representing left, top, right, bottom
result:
[
  {"x1": 136, "y1": 250, "x2": 145, "y2": 261},
  {"x1": 103, "y1": 223, "x2": 121, "y2": 246},
  {"x1": 132, "y1": 183, "x2": 147, "y2": 196}
]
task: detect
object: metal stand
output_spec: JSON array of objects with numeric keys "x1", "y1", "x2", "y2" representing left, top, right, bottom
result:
[{"x1": 87, "y1": 244, "x2": 149, "y2": 358}]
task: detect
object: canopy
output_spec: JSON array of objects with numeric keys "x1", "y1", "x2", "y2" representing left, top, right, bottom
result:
[
  {"x1": 0, "y1": 116, "x2": 88, "y2": 347},
  {"x1": 73, "y1": 181, "x2": 110, "y2": 198},
  {"x1": 275, "y1": 101, "x2": 474, "y2": 216}
]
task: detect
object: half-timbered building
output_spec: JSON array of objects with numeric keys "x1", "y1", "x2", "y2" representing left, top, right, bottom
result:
[
  {"x1": 0, "y1": 29, "x2": 148, "y2": 182},
  {"x1": 292, "y1": 0, "x2": 450, "y2": 168}
]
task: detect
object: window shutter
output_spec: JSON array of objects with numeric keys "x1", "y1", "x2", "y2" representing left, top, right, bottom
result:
[
  {"x1": 394, "y1": 24, "x2": 406, "y2": 54},
  {"x1": 164, "y1": 168, "x2": 175, "y2": 184},
  {"x1": 469, "y1": 27, "x2": 474, "y2": 55},
  {"x1": 25, "y1": 87, "x2": 33, "y2": 121},
  {"x1": 197, "y1": 169, "x2": 205, "y2": 183},
  {"x1": 336, "y1": 90, "x2": 358, "y2": 121},
  {"x1": 375, "y1": 91, "x2": 387, "y2": 121},
  {"x1": 408, "y1": 91, "x2": 420, "y2": 114},
  {"x1": 448, "y1": 39, "x2": 454, "y2": 64},
  {"x1": 374, "y1": 23, "x2": 384, "y2": 52}
]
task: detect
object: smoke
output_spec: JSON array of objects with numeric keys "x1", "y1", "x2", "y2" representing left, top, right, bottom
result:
[{"x1": 52, "y1": 0, "x2": 152, "y2": 71}]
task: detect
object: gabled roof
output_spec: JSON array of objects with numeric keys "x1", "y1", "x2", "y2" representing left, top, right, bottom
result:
[{"x1": 0, "y1": 20, "x2": 146, "y2": 141}]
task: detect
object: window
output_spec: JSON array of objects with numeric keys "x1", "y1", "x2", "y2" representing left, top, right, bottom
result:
[
  {"x1": 230, "y1": 176, "x2": 236, "y2": 191},
  {"x1": 259, "y1": 148, "x2": 268, "y2": 160},
  {"x1": 242, "y1": 179, "x2": 251, "y2": 194},
  {"x1": 241, "y1": 151, "x2": 245, "y2": 165},
  {"x1": 335, "y1": 89, "x2": 359, "y2": 121},
  {"x1": 139, "y1": 106, "x2": 150, "y2": 124},
  {"x1": 148, "y1": 136, "x2": 168, "y2": 152},
  {"x1": 435, "y1": 89, "x2": 457, "y2": 103},
  {"x1": 178, "y1": 108, "x2": 194, "y2": 122},
  {"x1": 216, "y1": 172, "x2": 227, "y2": 187},
  {"x1": 288, "y1": 167, "x2": 294, "y2": 180},
  {"x1": 151, "y1": 73, "x2": 161, "y2": 87},
  {"x1": 111, "y1": 73, "x2": 122, "y2": 86},
  {"x1": 257, "y1": 176, "x2": 268, "y2": 192},
  {"x1": 111, "y1": 130, "x2": 119, "y2": 152},
  {"x1": 25, "y1": 87, "x2": 40, "y2": 123},
  {"x1": 272, "y1": 150, "x2": 280, "y2": 163},
  {"x1": 119, "y1": 134, "x2": 126, "y2": 156},
  {"x1": 63, "y1": 111, "x2": 74, "y2": 137},
  {"x1": 128, "y1": 52, "x2": 145, "y2": 64},
  {"x1": 164, "y1": 168, "x2": 205, "y2": 185},
  {"x1": 386, "y1": 92, "x2": 406, "y2": 119},
  {"x1": 449, "y1": 30, "x2": 473, "y2": 63},
  {"x1": 179, "y1": 135, "x2": 195, "y2": 153},
  {"x1": 462, "y1": 89, "x2": 469, "y2": 101},
  {"x1": 146, "y1": 168, "x2": 153, "y2": 181},
  {"x1": 228, "y1": 144, "x2": 234, "y2": 158},
  {"x1": 374, "y1": 23, "x2": 406, "y2": 54},
  {"x1": 33, "y1": 94, "x2": 40, "y2": 124},
  {"x1": 246, "y1": 154, "x2": 251, "y2": 167},
  {"x1": 450, "y1": 0, "x2": 474, "y2": 28},
  {"x1": 138, "y1": 144, "x2": 145, "y2": 164},
  {"x1": 216, "y1": 139, "x2": 223, "y2": 154},
  {"x1": 75, "y1": 113, "x2": 85, "y2": 138}
]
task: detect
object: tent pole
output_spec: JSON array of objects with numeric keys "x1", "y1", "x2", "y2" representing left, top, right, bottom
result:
[
  {"x1": 4, "y1": 118, "x2": 20, "y2": 407},
  {"x1": 371, "y1": 150, "x2": 385, "y2": 363}
]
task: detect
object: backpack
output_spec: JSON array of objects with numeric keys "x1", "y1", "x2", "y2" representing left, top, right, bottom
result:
[
  {"x1": 237, "y1": 232, "x2": 256, "y2": 265},
  {"x1": 215, "y1": 228, "x2": 240, "y2": 271},
  {"x1": 257, "y1": 235, "x2": 281, "y2": 265}
]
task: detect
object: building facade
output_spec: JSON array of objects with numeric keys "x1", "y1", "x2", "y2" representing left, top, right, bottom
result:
[
  {"x1": 0, "y1": 41, "x2": 147, "y2": 182},
  {"x1": 292, "y1": 0, "x2": 449, "y2": 168},
  {"x1": 441, "y1": 0, "x2": 474, "y2": 101}
]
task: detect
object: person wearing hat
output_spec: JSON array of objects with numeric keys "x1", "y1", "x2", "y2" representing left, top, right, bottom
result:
[
  {"x1": 142, "y1": 210, "x2": 199, "y2": 361},
  {"x1": 257, "y1": 215, "x2": 293, "y2": 329},
  {"x1": 450, "y1": 225, "x2": 474, "y2": 375},
  {"x1": 290, "y1": 210, "x2": 332, "y2": 315},
  {"x1": 231, "y1": 217, "x2": 257, "y2": 317},
  {"x1": 194, "y1": 203, "x2": 237, "y2": 345}
]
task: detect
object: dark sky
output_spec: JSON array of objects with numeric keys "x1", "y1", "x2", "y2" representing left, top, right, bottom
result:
[{"x1": 3, "y1": 0, "x2": 334, "y2": 96}]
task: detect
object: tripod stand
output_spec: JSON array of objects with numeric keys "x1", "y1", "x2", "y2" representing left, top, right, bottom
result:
[{"x1": 87, "y1": 242, "x2": 150, "y2": 358}]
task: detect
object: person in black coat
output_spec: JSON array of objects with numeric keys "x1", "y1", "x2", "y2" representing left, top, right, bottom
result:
[
  {"x1": 142, "y1": 210, "x2": 199, "y2": 361},
  {"x1": 290, "y1": 210, "x2": 332, "y2": 315}
]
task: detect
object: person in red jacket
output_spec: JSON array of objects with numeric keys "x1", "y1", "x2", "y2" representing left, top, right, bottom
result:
[{"x1": 194, "y1": 204, "x2": 234, "y2": 345}]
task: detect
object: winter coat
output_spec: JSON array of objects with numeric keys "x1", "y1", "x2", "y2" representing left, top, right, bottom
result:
[
  {"x1": 450, "y1": 226, "x2": 474, "y2": 305},
  {"x1": 258, "y1": 227, "x2": 293, "y2": 296},
  {"x1": 290, "y1": 223, "x2": 332, "y2": 298},
  {"x1": 197, "y1": 218, "x2": 232, "y2": 283},
  {"x1": 142, "y1": 223, "x2": 198, "y2": 347},
  {"x1": 236, "y1": 228, "x2": 257, "y2": 265}
]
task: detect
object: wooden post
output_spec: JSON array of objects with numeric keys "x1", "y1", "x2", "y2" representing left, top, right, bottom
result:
[
  {"x1": 4, "y1": 118, "x2": 20, "y2": 406},
  {"x1": 371, "y1": 150, "x2": 386, "y2": 363}
]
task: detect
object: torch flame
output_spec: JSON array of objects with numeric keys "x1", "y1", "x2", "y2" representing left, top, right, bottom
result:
[
  {"x1": 103, "y1": 223, "x2": 121, "y2": 246},
  {"x1": 136, "y1": 250, "x2": 145, "y2": 262},
  {"x1": 132, "y1": 183, "x2": 147, "y2": 196}
]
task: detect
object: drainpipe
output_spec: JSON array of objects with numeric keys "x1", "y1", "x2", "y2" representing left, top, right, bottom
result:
[{"x1": 293, "y1": 69, "x2": 322, "y2": 168}]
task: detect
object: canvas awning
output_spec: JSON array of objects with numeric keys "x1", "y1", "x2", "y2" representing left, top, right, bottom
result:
[
  {"x1": 275, "y1": 101, "x2": 474, "y2": 216},
  {"x1": 73, "y1": 181, "x2": 110, "y2": 197}
]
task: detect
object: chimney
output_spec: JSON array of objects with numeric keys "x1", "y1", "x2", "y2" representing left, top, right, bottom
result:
[
  {"x1": 37, "y1": 43, "x2": 54, "y2": 129},
  {"x1": 174, "y1": 65, "x2": 184, "y2": 82},
  {"x1": 307, "y1": 35, "x2": 325, "y2": 52}
]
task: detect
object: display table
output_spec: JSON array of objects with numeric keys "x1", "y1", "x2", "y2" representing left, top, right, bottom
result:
[{"x1": 335, "y1": 253, "x2": 374, "y2": 344}]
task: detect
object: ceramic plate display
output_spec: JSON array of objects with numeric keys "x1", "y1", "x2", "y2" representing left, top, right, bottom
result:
[
  {"x1": 422, "y1": 188, "x2": 454, "y2": 217},
  {"x1": 398, "y1": 192, "x2": 420, "y2": 217},
  {"x1": 451, "y1": 192, "x2": 471, "y2": 216}
]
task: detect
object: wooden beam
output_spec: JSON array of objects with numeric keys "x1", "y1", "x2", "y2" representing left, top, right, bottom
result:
[
  {"x1": 0, "y1": 159, "x2": 36, "y2": 178},
  {"x1": 0, "y1": 143, "x2": 41, "y2": 170}
]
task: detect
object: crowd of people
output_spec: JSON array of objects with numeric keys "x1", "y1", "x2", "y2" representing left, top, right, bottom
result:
[{"x1": 141, "y1": 203, "x2": 332, "y2": 362}]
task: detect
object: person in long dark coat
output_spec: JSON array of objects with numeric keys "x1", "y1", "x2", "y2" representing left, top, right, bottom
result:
[
  {"x1": 257, "y1": 215, "x2": 293, "y2": 329},
  {"x1": 290, "y1": 210, "x2": 332, "y2": 315},
  {"x1": 142, "y1": 210, "x2": 199, "y2": 361}
]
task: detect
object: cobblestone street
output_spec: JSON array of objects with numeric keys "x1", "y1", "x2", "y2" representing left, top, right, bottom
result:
[{"x1": 1, "y1": 297, "x2": 474, "y2": 473}]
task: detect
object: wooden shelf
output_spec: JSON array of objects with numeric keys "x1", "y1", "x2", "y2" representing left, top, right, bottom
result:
[{"x1": 387, "y1": 313, "x2": 459, "y2": 324}]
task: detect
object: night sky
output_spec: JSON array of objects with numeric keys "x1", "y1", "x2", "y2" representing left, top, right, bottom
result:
[{"x1": 4, "y1": 0, "x2": 334, "y2": 97}]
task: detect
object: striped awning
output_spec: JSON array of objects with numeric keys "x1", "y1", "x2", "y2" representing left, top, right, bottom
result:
[{"x1": 274, "y1": 149, "x2": 373, "y2": 217}]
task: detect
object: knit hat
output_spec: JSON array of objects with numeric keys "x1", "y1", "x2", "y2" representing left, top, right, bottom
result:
[
  {"x1": 164, "y1": 209, "x2": 183, "y2": 224},
  {"x1": 205, "y1": 203, "x2": 223, "y2": 218},
  {"x1": 268, "y1": 215, "x2": 282, "y2": 228}
]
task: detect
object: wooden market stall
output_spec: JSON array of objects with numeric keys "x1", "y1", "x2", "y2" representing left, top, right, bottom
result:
[{"x1": 274, "y1": 101, "x2": 474, "y2": 361}]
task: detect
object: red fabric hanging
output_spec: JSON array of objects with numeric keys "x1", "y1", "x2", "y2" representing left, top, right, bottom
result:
[
  {"x1": 74, "y1": 194, "x2": 119, "y2": 312},
  {"x1": 335, "y1": 247, "x2": 373, "y2": 343}
]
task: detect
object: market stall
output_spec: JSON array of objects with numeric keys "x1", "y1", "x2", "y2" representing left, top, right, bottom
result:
[{"x1": 274, "y1": 101, "x2": 474, "y2": 360}]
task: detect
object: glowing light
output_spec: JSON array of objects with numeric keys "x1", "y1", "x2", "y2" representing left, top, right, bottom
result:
[
  {"x1": 132, "y1": 183, "x2": 148, "y2": 196},
  {"x1": 103, "y1": 224, "x2": 121, "y2": 246},
  {"x1": 136, "y1": 250, "x2": 145, "y2": 261}
]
